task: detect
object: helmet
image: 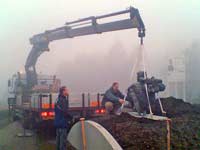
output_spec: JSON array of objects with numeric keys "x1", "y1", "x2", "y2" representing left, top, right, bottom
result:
[{"x1": 137, "y1": 71, "x2": 146, "y2": 82}]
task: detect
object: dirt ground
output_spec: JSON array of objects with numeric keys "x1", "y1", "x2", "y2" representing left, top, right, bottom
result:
[
  {"x1": 92, "y1": 97, "x2": 200, "y2": 150},
  {"x1": 0, "y1": 105, "x2": 8, "y2": 111},
  {"x1": 0, "y1": 120, "x2": 60, "y2": 150},
  {"x1": 0, "y1": 108, "x2": 54, "y2": 150},
  {"x1": 0, "y1": 109, "x2": 74, "y2": 150},
  {"x1": 0, "y1": 121, "x2": 37, "y2": 150}
]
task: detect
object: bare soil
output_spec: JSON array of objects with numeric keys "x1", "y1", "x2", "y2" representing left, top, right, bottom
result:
[
  {"x1": 92, "y1": 97, "x2": 200, "y2": 150},
  {"x1": 0, "y1": 121, "x2": 37, "y2": 150},
  {"x1": 0, "y1": 106, "x2": 8, "y2": 111}
]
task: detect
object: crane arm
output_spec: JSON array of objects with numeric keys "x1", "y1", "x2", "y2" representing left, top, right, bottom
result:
[{"x1": 25, "y1": 6, "x2": 145, "y2": 88}]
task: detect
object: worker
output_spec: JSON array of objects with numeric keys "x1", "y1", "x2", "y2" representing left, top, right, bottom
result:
[
  {"x1": 102, "y1": 82, "x2": 125, "y2": 114},
  {"x1": 127, "y1": 71, "x2": 148, "y2": 116},
  {"x1": 127, "y1": 71, "x2": 166, "y2": 116},
  {"x1": 54, "y1": 86, "x2": 71, "y2": 150}
]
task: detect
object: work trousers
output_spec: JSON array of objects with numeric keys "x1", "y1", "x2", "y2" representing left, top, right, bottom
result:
[
  {"x1": 105, "y1": 101, "x2": 121, "y2": 114},
  {"x1": 56, "y1": 128, "x2": 67, "y2": 150}
]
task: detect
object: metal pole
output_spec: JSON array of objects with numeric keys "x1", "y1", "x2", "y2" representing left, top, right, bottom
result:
[
  {"x1": 88, "y1": 93, "x2": 90, "y2": 107},
  {"x1": 96, "y1": 9, "x2": 129, "y2": 19},
  {"x1": 39, "y1": 94, "x2": 42, "y2": 111},
  {"x1": 82, "y1": 93, "x2": 85, "y2": 117},
  {"x1": 65, "y1": 8, "x2": 130, "y2": 25},
  {"x1": 97, "y1": 93, "x2": 100, "y2": 109},
  {"x1": 82, "y1": 93, "x2": 85, "y2": 108},
  {"x1": 156, "y1": 93, "x2": 166, "y2": 115},
  {"x1": 49, "y1": 93, "x2": 52, "y2": 109},
  {"x1": 166, "y1": 119, "x2": 171, "y2": 150}
]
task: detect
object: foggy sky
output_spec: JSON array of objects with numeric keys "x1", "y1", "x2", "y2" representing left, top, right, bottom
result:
[{"x1": 0, "y1": 0, "x2": 200, "y2": 102}]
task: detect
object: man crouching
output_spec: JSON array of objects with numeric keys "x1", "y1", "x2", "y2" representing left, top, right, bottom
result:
[{"x1": 102, "y1": 82, "x2": 125, "y2": 114}]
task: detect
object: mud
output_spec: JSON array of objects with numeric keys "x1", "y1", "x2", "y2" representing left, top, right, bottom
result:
[
  {"x1": 161, "y1": 97, "x2": 200, "y2": 117},
  {"x1": 0, "y1": 106, "x2": 7, "y2": 111},
  {"x1": 0, "y1": 121, "x2": 37, "y2": 150},
  {"x1": 92, "y1": 97, "x2": 200, "y2": 150}
]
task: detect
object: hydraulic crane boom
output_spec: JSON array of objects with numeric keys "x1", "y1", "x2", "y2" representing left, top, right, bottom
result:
[{"x1": 25, "y1": 6, "x2": 145, "y2": 88}]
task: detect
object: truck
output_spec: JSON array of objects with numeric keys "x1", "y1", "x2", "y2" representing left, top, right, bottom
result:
[
  {"x1": 8, "y1": 72, "x2": 60, "y2": 128},
  {"x1": 8, "y1": 72, "x2": 106, "y2": 128}
]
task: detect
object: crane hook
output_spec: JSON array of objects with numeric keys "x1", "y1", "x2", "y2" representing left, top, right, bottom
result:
[{"x1": 138, "y1": 29, "x2": 145, "y2": 45}]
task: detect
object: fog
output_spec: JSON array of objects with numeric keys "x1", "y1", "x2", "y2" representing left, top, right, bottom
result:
[{"x1": 0, "y1": 0, "x2": 200, "y2": 104}]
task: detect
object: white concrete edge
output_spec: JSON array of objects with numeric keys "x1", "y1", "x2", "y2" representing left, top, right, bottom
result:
[{"x1": 86, "y1": 120, "x2": 123, "y2": 150}]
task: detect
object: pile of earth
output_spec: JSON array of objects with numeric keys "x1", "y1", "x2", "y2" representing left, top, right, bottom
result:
[
  {"x1": 161, "y1": 97, "x2": 200, "y2": 117},
  {"x1": 91, "y1": 97, "x2": 200, "y2": 150}
]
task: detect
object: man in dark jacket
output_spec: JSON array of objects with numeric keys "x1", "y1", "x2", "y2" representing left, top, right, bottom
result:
[
  {"x1": 54, "y1": 86, "x2": 71, "y2": 150},
  {"x1": 102, "y1": 82, "x2": 125, "y2": 114}
]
